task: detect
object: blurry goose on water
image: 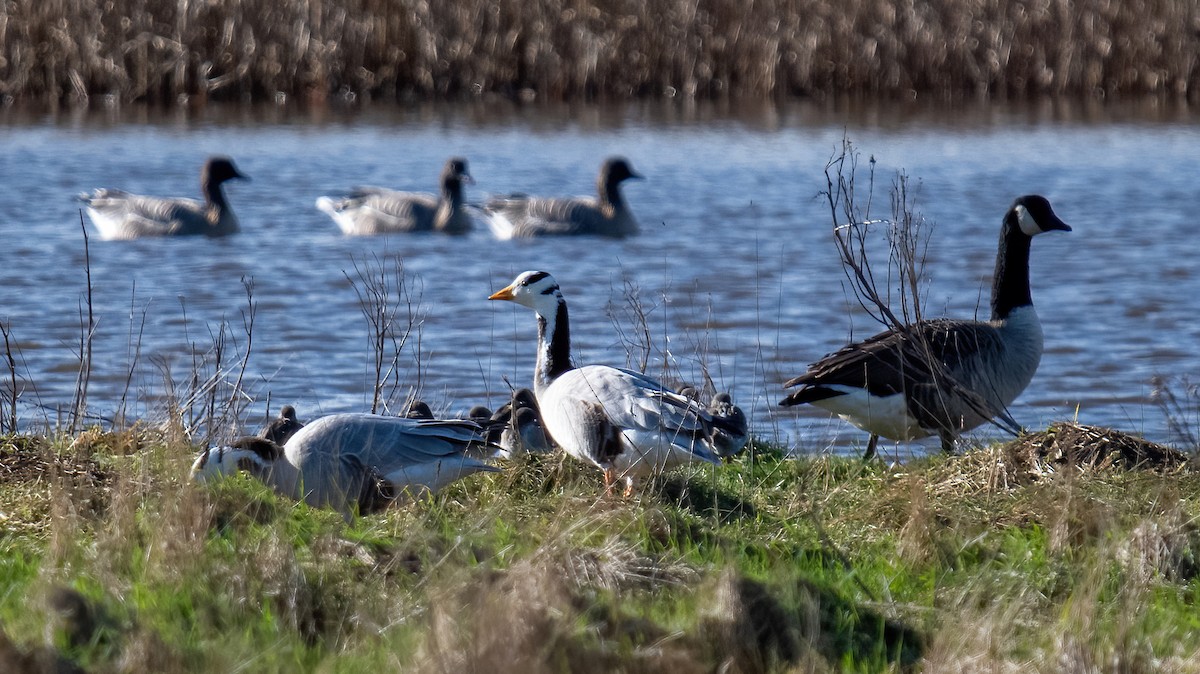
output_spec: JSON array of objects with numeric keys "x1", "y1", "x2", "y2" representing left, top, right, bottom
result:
[
  {"x1": 192, "y1": 413, "x2": 499, "y2": 518},
  {"x1": 485, "y1": 157, "x2": 642, "y2": 239},
  {"x1": 316, "y1": 157, "x2": 474, "y2": 235},
  {"x1": 260, "y1": 405, "x2": 304, "y2": 445},
  {"x1": 77, "y1": 156, "x2": 247, "y2": 240},
  {"x1": 488, "y1": 271, "x2": 747, "y2": 494},
  {"x1": 779, "y1": 195, "x2": 1072, "y2": 459}
]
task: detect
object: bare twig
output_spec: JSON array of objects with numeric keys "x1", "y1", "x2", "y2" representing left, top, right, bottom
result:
[
  {"x1": 70, "y1": 212, "x2": 96, "y2": 433},
  {"x1": 0, "y1": 321, "x2": 18, "y2": 434},
  {"x1": 605, "y1": 275, "x2": 658, "y2": 374},
  {"x1": 116, "y1": 283, "x2": 149, "y2": 428},
  {"x1": 344, "y1": 254, "x2": 426, "y2": 414}
]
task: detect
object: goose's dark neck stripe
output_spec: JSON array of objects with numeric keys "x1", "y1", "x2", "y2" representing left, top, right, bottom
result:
[
  {"x1": 990, "y1": 217, "x2": 1033, "y2": 321},
  {"x1": 536, "y1": 299, "x2": 575, "y2": 385},
  {"x1": 204, "y1": 180, "x2": 229, "y2": 211},
  {"x1": 443, "y1": 176, "x2": 464, "y2": 205}
]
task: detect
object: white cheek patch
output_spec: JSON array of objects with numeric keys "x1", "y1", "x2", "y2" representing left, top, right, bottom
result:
[{"x1": 1015, "y1": 204, "x2": 1041, "y2": 236}]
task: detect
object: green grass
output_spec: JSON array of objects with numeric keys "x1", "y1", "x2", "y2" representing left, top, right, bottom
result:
[{"x1": 3, "y1": 430, "x2": 1200, "y2": 672}]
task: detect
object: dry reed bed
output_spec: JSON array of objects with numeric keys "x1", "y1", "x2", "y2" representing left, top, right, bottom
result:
[{"x1": 0, "y1": 0, "x2": 1196, "y2": 106}]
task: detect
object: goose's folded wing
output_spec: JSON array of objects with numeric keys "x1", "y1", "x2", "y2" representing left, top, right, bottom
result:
[
  {"x1": 784, "y1": 320, "x2": 1005, "y2": 396},
  {"x1": 488, "y1": 195, "x2": 606, "y2": 237},
  {"x1": 568, "y1": 367, "x2": 720, "y2": 458}
]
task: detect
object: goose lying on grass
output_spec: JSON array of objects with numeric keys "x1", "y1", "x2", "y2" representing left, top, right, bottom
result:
[
  {"x1": 488, "y1": 270, "x2": 747, "y2": 494},
  {"x1": 192, "y1": 413, "x2": 498, "y2": 518},
  {"x1": 77, "y1": 156, "x2": 247, "y2": 239},
  {"x1": 316, "y1": 157, "x2": 474, "y2": 235},
  {"x1": 484, "y1": 157, "x2": 641, "y2": 239},
  {"x1": 780, "y1": 195, "x2": 1072, "y2": 459},
  {"x1": 487, "y1": 388, "x2": 554, "y2": 458}
]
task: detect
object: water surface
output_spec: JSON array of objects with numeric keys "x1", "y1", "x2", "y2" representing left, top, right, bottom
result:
[{"x1": 1, "y1": 99, "x2": 1197, "y2": 456}]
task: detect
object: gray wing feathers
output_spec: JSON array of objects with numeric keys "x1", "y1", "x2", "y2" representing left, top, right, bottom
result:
[
  {"x1": 82, "y1": 191, "x2": 211, "y2": 236},
  {"x1": 489, "y1": 195, "x2": 610, "y2": 237},
  {"x1": 329, "y1": 190, "x2": 438, "y2": 232}
]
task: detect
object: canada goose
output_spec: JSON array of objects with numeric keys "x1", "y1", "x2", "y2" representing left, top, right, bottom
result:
[
  {"x1": 76, "y1": 156, "x2": 247, "y2": 240},
  {"x1": 191, "y1": 413, "x2": 498, "y2": 518},
  {"x1": 484, "y1": 157, "x2": 641, "y2": 239},
  {"x1": 488, "y1": 271, "x2": 746, "y2": 493},
  {"x1": 488, "y1": 388, "x2": 554, "y2": 457},
  {"x1": 260, "y1": 405, "x2": 304, "y2": 445},
  {"x1": 316, "y1": 157, "x2": 474, "y2": 235},
  {"x1": 779, "y1": 195, "x2": 1072, "y2": 458}
]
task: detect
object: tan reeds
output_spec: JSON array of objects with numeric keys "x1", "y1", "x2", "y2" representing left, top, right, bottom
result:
[{"x1": 1, "y1": 0, "x2": 1196, "y2": 106}]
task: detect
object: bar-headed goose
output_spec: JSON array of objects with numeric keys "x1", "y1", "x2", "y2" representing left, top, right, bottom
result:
[
  {"x1": 260, "y1": 404, "x2": 304, "y2": 445},
  {"x1": 485, "y1": 157, "x2": 641, "y2": 239},
  {"x1": 780, "y1": 195, "x2": 1072, "y2": 458},
  {"x1": 77, "y1": 156, "x2": 247, "y2": 240},
  {"x1": 192, "y1": 413, "x2": 498, "y2": 518},
  {"x1": 316, "y1": 157, "x2": 474, "y2": 235},
  {"x1": 488, "y1": 388, "x2": 554, "y2": 458},
  {"x1": 488, "y1": 271, "x2": 746, "y2": 493}
]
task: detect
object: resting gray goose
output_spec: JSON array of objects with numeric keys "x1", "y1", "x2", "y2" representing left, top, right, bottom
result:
[
  {"x1": 485, "y1": 157, "x2": 641, "y2": 239},
  {"x1": 192, "y1": 413, "x2": 498, "y2": 518},
  {"x1": 316, "y1": 157, "x2": 473, "y2": 235},
  {"x1": 77, "y1": 156, "x2": 247, "y2": 240},
  {"x1": 260, "y1": 405, "x2": 305, "y2": 445},
  {"x1": 488, "y1": 271, "x2": 746, "y2": 494},
  {"x1": 488, "y1": 388, "x2": 554, "y2": 458},
  {"x1": 779, "y1": 195, "x2": 1072, "y2": 459}
]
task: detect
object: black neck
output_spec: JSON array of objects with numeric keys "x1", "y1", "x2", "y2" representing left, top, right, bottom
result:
[
  {"x1": 537, "y1": 300, "x2": 575, "y2": 387},
  {"x1": 203, "y1": 180, "x2": 229, "y2": 211},
  {"x1": 599, "y1": 177, "x2": 624, "y2": 210},
  {"x1": 442, "y1": 177, "x2": 465, "y2": 206},
  {"x1": 991, "y1": 216, "x2": 1033, "y2": 320}
]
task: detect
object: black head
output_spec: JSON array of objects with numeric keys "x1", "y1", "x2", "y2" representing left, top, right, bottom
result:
[
  {"x1": 279, "y1": 405, "x2": 298, "y2": 422},
  {"x1": 203, "y1": 156, "x2": 249, "y2": 185},
  {"x1": 468, "y1": 405, "x2": 493, "y2": 421},
  {"x1": 406, "y1": 401, "x2": 434, "y2": 420},
  {"x1": 514, "y1": 406, "x2": 540, "y2": 427},
  {"x1": 512, "y1": 388, "x2": 538, "y2": 410},
  {"x1": 600, "y1": 157, "x2": 643, "y2": 184},
  {"x1": 442, "y1": 157, "x2": 474, "y2": 185},
  {"x1": 1009, "y1": 195, "x2": 1070, "y2": 237}
]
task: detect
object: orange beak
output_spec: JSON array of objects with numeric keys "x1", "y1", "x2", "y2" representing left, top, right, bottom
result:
[{"x1": 488, "y1": 284, "x2": 516, "y2": 301}]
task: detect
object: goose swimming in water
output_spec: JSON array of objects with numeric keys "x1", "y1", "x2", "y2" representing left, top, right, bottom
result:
[
  {"x1": 192, "y1": 413, "x2": 499, "y2": 518},
  {"x1": 488, "y1": 271, "x2": 746, "y2": 493},
  {"x1": 779, "y1": 195, "x2": 1072, "y2": 459},
  {"x1": 260, "y1": 405, "x2": 304, "y2": 445},
  {"x1": 316, "y1": 157, "x2": 474, "y2": 235},
  {"x1": 77, "y1": 156, "x2": 247, "y2": 240},
  {"x1": 484, "y1": 157, "x2": 642, "y2": 239}
]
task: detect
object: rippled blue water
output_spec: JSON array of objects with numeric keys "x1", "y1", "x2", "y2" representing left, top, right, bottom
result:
[{"x1": 0, "y1": 100, "x2": 1197, "y2": 456}]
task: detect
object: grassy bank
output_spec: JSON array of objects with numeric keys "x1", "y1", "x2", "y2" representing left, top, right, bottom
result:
[
  {"x1": 0, "y1": 0, "x2": 1196, "y2": 107},
  {"x1": 2, "y1": 425, "x2": 1200, "y2": 672}
]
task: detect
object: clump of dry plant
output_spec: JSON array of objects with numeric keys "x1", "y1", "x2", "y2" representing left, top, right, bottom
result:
[{"x1": 1, "y1": 0, "x2": 1196, "y2": 105}]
